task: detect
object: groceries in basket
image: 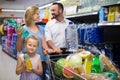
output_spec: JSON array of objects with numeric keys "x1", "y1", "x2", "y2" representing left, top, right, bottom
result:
[
  {"x1": 63, "y1": 65, "x2": 74, "y2": 78},
  {"x1": 91, "y1": 54, "x2": 102, "y2": 73},
  {"x1": 54, "y1": 49, "x2": 120, "y2": 80},
  {"x1": 54, "y1": 58, "x2": 66, "y2": 77}
]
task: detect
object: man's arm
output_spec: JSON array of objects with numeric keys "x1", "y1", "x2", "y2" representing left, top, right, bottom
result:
[
  {"x1": 45, "y1": 24, "x2": 62, "y2": 53},
  {"x1": 41, "y1": 35, "x2": 53, "y2": 53},
  {"x1": 47, "y1": 40, "x2": 62, "y2": 53}
]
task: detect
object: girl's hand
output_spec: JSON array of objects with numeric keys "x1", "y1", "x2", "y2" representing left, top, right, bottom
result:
[
  {"x1": 23, "y1": 61, "x2": 27, "y2": 69},
  {"x1": 24, "y1": 61, "x2": 33, "y2": 73},
  {"x1": 26, "y1": 68, "x2": 32, "y2": 73}
]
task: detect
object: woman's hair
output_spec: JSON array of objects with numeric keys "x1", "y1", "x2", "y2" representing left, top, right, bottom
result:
[
  {"x1": 24, "y1": 6, "x2": 39, "y2": 26},
  {"x1": 25, "y1": 35, "x2": 39, "y2": 46}
]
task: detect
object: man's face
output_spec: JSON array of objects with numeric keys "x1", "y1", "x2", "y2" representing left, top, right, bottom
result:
[{"x1": 51, "y1": 5, "x2": 61, "y2": 18}]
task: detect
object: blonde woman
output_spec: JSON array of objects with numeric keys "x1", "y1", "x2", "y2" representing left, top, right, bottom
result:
[{"x1": 16, "y1": 6, "x2": 53, "y2": 80}]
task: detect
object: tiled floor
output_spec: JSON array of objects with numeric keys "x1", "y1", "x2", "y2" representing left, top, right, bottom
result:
[{"x1": 0, "y1": 46, "x2": 20, "y2": 80}]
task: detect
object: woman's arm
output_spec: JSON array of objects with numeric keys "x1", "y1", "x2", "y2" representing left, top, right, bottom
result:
[
  {"x1": 32, "y1": 58, "x2": 43, "y2": 75},
  {"x1": 16, "y1": 28, "x2": 24, "y2": 52},
  {"x1": 16, "y1": 36, "x2": 24, "y2": 52},
  {"x1": 16, "y1": 56, "x2": 24, "y2": 75}
]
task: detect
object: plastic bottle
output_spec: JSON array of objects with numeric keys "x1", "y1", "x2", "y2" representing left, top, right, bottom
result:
[
  {"x1": 22, "y1": 29, "x2": 29, "y2": 38},
  {"x1": 84, "y1": 57, "x2": 92, "y2": 73},
  {"x1": 91, "y1": 54, "x2": 102, "y2": 73},
  {"x1": 65, "y1": 21, "x2": 78, "y2": 52},
  {"x1": 17, "y1": 25, "x2": 29, "y2": 38},
  {"x1": 24, "y1": 54, "x2": 32, "y2": 69}
]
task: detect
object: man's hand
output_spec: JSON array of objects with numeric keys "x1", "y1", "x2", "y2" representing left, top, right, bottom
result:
[{"x1": 53, "y1": 47, "x2": 62, "y2": 53}]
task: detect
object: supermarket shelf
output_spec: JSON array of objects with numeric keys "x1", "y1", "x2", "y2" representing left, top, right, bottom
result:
[
  {"x1": 66, "y1": 12, "x2": 98, "y2": 19},
  {"x1": 2, "y1": 49, "x2": 17, "y2": 60},
  {"x1": 35, "y1": 21, "x2": 46, "y2": 25},
  {"x1": 101, "y1": 1, "x2": 120, "y2": 7},
  {"x1": 98, "y1": 22, "x2": 120, "y2": 26}
]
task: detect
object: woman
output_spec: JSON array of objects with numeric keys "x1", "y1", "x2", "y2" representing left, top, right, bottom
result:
[{"x1": 16, "y1": 6, "x2": 53, "y2": 80}]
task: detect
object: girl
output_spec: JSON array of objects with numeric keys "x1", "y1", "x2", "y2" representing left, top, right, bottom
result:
[{"x1": 16, "y1": 35, "x2": 42, "y2": 80}]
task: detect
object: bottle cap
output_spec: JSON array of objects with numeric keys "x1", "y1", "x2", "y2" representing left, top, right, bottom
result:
[
  {"x1": 69, "y1": 21, "x2": 73, "y2": 24},
  {"x1": 24, "y1": 54, "x2": 29, "y2": 59}
]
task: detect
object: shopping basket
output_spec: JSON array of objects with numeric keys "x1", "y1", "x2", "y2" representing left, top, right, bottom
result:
[
  {"x1": 46, "y1": 49, "x2": 120, "y2": 80},
  {"x1": 46, "y1": 52, "x2": 86, "y2": 80}
]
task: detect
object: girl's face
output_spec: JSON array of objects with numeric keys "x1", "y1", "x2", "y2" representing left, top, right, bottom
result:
[
  {"x1": 33, "y1": 11, "x2": 40, "y2": 21},
  {"x1": 26, "y1": 38, "x2": 38, "y2": 54}
]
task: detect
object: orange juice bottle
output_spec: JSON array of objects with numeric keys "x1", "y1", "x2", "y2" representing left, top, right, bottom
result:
[{"x1": 24, "y1": 54, "x2": 32, "y2": 69}]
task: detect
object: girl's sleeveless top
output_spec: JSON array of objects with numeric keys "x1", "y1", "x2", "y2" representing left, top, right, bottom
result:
[
  {"x1": 22, "y1": 25, "x2": 46, "y2": 61},
  {"x1": 19, "y1": 53, "x2": 41, "y2": 80}
]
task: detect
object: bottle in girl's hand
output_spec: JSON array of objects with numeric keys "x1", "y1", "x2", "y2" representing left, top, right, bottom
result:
[{"x1": 24, "y1": 54, "x2": 32, "y2": 69}]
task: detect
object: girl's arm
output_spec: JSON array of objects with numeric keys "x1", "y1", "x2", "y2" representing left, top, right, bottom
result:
[
  {"x1": 16, "y1": 56, "x2": 24, "y2": 75},
  {"x1": 32, "y1": 58, "x2": 43, "y2": 75}
]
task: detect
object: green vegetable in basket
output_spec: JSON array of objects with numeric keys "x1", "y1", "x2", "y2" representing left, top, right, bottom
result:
[
  {"x1": 68, "y1": 53, "x2": 82, "y2": 68},
  {"x1": 102, "y1": 72, "x2": 118, "y2": 80},
  {"x1": 54, "y1": 58, "x2": 66, "y2": 77}
]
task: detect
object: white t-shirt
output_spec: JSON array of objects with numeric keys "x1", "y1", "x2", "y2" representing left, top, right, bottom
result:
[{"x1": 45, "y1": 18, "x2": 71, "y2": 48}]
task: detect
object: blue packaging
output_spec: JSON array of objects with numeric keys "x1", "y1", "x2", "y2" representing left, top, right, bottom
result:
[
  {"x1": 12, "y1": 33, "x2": 18, "y2": 41},
  {"x1": 99, "y1": 8, "x2": 107, "y2": 22}
]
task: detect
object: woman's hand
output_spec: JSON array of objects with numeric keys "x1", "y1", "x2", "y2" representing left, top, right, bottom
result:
[{"x1": 15, "y1": 27, "x2": 23, "y2": 37}]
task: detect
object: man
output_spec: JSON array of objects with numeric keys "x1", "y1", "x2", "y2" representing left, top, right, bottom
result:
[{"x1": 45, "y1": 2, "x2": 71, "y2": 53}]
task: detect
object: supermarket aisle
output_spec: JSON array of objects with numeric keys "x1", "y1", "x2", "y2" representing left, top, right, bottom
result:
[{"x1": 0, "y1": 46, "x2": 20, "y2": 80}]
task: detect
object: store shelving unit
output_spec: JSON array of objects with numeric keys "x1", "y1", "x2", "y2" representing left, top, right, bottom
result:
[
  {"x1": 66, "y1": 12, "x2": 98, "y2": 19},
  {"x1": 67, "y1": 12, "x2": 99, "y2": 23},
  {"x1": 98, "y1": 2, "x2": 120, "y2": 65},
  {"x1": 2, "y1": 49, "x2": 17, "y2": 60},
  {"x1": 98, "y1": 22, "x2": 120, "y2": 26},
  {"x1": 35, "y1": 21, "x2": 46, "y2": 25},
  {"x1": 101, "y1": 1, "x2": 120, "y2": 7},
  {"x1": 66, "y1": 1, "x2": 120, "y2": 67},
  {"x1": 1, "y1": 18, "x2": 23, "y2": 60}
]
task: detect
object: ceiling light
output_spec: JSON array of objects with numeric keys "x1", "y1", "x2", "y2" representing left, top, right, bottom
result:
[
  {"x1": 2, "y1": 9, "x2": 25, "y2": 12},
  {"x1": 39, "y1": 3, "x2": 52, "y2": 9}
]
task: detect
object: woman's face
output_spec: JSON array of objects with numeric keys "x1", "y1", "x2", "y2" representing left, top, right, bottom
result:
[
  {"x1": 33, "y1": 11, "x2": 40, "y2": 21},
  {"x1": 26, "y1": 38, "x2": 38, "y2": 54}
]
